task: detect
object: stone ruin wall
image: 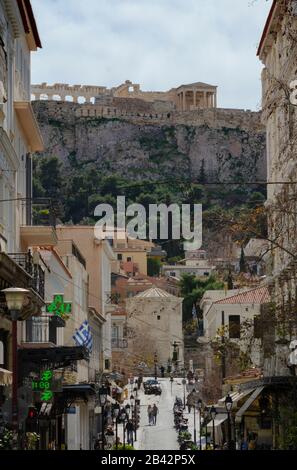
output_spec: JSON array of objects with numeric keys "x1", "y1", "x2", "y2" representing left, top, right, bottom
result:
[{"x1": 32, "y1": 99, "x2": 263, "y2": 133}]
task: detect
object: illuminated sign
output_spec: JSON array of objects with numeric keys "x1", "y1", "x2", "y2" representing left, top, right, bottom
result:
[
  {"x1": 46, "y1": 294, "x2": 72, "y2": 320},
  {"x1": 32, "y1": 370, "x2": 54, "y2": 402}
]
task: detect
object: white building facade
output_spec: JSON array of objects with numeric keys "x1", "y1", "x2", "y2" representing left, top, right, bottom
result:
[{"x1": 0, "y1": 0, "x2": 43, "y2": 253}]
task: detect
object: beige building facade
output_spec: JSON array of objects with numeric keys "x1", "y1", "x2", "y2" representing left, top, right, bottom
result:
[
  {"x1": 126, "y1": 287, "x2": 184, "y2": 369},
  {"x1": 258, "y1": 0, "x2": 297, "y2": 376},
  {"x1": 56, "y1": 226, "x2": 116, "y2": 372},
  {"x1": 0, "y1": 0, "x2": 43, "y2": 253}
]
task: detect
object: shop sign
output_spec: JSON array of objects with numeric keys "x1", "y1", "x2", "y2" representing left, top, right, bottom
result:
[{"x1": 46, "y1": 294, "x2": 72, "y2": 320}]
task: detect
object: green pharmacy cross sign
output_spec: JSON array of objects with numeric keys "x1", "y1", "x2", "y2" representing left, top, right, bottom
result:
[
  {"x1": 46, "y1": 294, "x2": 72, "y2": 320},
  {"x1": 32, "y1": 370, "x2": 54, "y2": 402}
]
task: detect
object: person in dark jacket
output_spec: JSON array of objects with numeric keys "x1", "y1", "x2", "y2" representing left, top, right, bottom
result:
[
  {"x1": 125, "y1": 420, "x2": 134, "y2": 445},
  {"x1": 152, "y1": 404, "x2": 159, "y2": 425}
]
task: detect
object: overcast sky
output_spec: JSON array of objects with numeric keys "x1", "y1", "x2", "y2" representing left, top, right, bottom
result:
[{"x1": 30, "y1": 0, "x2": 272, "y2": 110}]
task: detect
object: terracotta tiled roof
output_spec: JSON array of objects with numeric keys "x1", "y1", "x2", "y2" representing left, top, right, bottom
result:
[
  {"x1": 224, "y1": 367, "x2": 263, "y2": 383},
  {"x1": 214, "y1": 286, "x2": 270, "y2": 305},
  {"x1": 135, "y1": 287, "x2": 174, "y2": 298}
]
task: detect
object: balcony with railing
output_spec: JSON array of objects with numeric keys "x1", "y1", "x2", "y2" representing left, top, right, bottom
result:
[
  {"x1": 23, "y1": 316, "x2": 59, "y2": 347},
  {"x1": 31, "y1": 199, "x2": 57, "y2": 228},
  {"x1": 111, "y1": 338, "x2": 128, "y2": 350},
  {"x1": 20, "y1": 198, "x2": 58, "y2": 249},
  {"x1": 7, "y1": 251, "x2": 45, "y2": 299}
]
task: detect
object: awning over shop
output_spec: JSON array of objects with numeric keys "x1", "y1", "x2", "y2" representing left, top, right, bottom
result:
[
  {"x1": 218, "y1": 388, "x2": 255, "y2": 408},
  {"x1": 19, "y1": 345, "x2": 89, "y2": 379},
  {"x1": 62, "y1": 384, "x2": 96, "y2": 400},
  {"x1": 0, "y1": 367, "x2": 12, "y2": 386},
  {"x1": 235, "y1": 386, "x2": 265, "y2": 422},
  {"x1": 109, "y1": 380, "x2": 123, "y2": 393},
  {"x1": 53, "y1": 384, "x2": 96, "y2": 414},
  {"x1": 206, "y1": 413, "x2": 228, "y2": 428},
  {"x1": 106, "y1": 395, "x2": 116, "y2": 404}
]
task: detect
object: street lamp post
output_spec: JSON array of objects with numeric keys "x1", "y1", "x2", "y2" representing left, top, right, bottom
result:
[
  {"x1": 1, "y1": 287, "x2": 29, "y2": 443},
  {"x1": 121, "y1": 408, "x2": 127, "y2": 449},
  {"x1": 135, "y1": 398, "x2": 140, "y2": 442},
  {"x1": 130, "y1": 395, "x2": 135, "y2": 445},
  {"x1": 170, "y1": 375, "x2": 174, "y2": 395},
  {"x1": 197, "y1": 399, "x2": 202, "y2": 450},
  {"x1": 154, "y1": 352, "x2": 158, "y2": 381},
  {"x1": 124, "y1": 404, "x2": 131, "y2": 448},
  {"x1": 98, "y1": 386, "x2": 108, "y2": 450},
  {"x1": 134, "y1": 383, "x2": 138, "y2": 398},
  {"x1": 210, "y1": 406, "x2": 217, "y2": 450},
  {"x1": 204, "y1": 410, "x2": 209, "y2": 450},
  {"x1": 225, "y1": 395, "x2": 233, "y2": 450},
  {"x1": 193, "y1": 398, "x2": 197, "y2": 446},
  {"x1": 113, "y1": 403, "x2": 120, "y2": 450},
  {"x1": 182, "y1": 378, "x2": 187, "y2": 410}
]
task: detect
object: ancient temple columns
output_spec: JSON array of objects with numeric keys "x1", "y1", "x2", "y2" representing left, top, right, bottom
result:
[{"x1": 31, "y1": 81, "x2": 218, "y2": 111}]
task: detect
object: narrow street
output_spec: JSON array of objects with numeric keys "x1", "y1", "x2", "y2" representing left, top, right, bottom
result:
[{"x1": 134, "y1": 378, "x2": 200, "y2": 451}]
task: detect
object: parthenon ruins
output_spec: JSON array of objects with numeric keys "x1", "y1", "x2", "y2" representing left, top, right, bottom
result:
[{"x1": 31, "y1": 80, "x2": 217, "y2": 112}]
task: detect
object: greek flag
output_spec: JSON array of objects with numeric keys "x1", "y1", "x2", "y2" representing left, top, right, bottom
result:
[
  {"x1": 192, "y1": 304, "x2": 197, "y2": 321},
  {"x1": 73, "y1": 320, "x2": 93, "y2": 352}
]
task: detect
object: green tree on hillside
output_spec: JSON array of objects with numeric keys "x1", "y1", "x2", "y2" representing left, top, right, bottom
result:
[{"x1": 179, "y1": 274, "x2": 224, "y2": 323}]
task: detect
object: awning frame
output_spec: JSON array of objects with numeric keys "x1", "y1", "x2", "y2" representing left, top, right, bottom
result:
[{"x1": 235, "y1": 386, "x2": 265, "y2": 422}]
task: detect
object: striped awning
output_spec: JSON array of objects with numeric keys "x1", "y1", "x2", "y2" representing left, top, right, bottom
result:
[
  {"x1": 218, "y1": 388, "x2": 255, "y2": 407},
  {"x1": 207, "y1": 413, "x2": 228, "y2": 428}
]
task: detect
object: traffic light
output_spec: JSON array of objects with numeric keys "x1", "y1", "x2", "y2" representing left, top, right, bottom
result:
[
  {"x1": 26, "y1": 406, "x2": 38, "y2": 432},
  {"x1": 28, "y1": 406, "x2": 37, "y2": 419}
]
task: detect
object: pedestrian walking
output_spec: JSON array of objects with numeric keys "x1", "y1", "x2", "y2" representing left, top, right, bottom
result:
[
  {"x1": 152, "y1": 404, "x2": 159, "y2": 425},
  {"x1": 160, "y1": 366, "x2": 165, "y2": 378},
  {"x1": 125, "y1": 420, "x2": 134, "y2": 445},
  {"x1": 137, "y1": 374, "x2": 143, "y2": 390},
  {"x1": 147, "y1": 405, "x2": 153, "y2": 426}
]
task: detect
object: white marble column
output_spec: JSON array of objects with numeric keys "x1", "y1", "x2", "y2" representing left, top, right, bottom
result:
[
  {"x1": 193, "y1": 89, "x2": 197, "y2": 108},
  {"x1": 203, "y1": 91, "x2": 207, "y2": 108},
  {"x1": 182, "y1": 91, "x2": 186, "y2": 111}
]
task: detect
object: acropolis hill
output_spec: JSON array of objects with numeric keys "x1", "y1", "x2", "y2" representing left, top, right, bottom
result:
[{"x1": 31, "y1": 80, "x2": 266, "y2": 183}]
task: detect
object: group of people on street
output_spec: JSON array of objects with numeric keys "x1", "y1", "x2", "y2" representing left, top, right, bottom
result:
[{"x1": 147, "y1": 404, "x2": 159, "y2": 426}]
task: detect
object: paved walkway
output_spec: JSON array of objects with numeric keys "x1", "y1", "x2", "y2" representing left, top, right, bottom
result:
[{"x1": 132, "y1": 377, "x2": 202, "y2": 451}]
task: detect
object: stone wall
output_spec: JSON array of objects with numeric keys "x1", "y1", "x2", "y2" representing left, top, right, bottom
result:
[{"x1": 38, "y1": 100, "x2": 262, "y2": 131}]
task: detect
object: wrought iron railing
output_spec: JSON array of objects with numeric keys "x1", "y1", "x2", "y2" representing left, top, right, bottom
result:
[
  {"x1": 111, "y1": 338, "x2": 128, "y2": 349},
  {"x1": 8, "y1": 251, "x2": 45, "y2": 299},
  {"x1": 32, "y1": 198, "x2": 57, "y2": 228},
  {"x1": 25, "y1": 316, "x2": 57, "y2": 344}
]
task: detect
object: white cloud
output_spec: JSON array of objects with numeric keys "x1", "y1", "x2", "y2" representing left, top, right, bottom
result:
[{"x1": 30, "y1": 0, "x2": 272, "y2": 110}]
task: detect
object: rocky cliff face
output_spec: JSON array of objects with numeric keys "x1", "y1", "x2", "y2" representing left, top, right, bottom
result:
[{"x1": 32, "y1": 101, "x2": 266, "y2": 183}]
